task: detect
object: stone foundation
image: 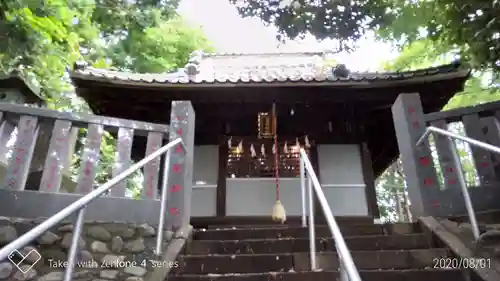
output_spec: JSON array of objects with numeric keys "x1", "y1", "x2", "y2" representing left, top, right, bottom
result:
[{"x1": 0, "y1": 217, "x2": 177, "y2": 281}]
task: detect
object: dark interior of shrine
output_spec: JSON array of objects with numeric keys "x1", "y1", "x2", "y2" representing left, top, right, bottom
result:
[{"x1": 71, "y1": 78, "x2": 467, "y2": 177}]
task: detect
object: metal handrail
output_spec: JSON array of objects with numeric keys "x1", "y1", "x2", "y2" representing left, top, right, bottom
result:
[
  {"x1": 416, "y1": 126, "x2": 491, "y2": 239},
  {"x1": 299, "y1": 149, "x2": 362, "y2": 281},
  {"x1": 0, "y1": 138, "x2": 186, "y2": 281}
]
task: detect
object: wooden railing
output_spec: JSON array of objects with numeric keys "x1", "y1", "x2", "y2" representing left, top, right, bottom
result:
[
  {"x1": 0, "y1": 101, "x2": 195, "y2": 226},
  {"x1": 392, "y1": 93, "x2": 500, "y2": 217}
]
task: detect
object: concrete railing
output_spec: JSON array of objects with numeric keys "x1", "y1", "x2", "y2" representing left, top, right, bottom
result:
[
  {"x1": 0, "y1": 100, "x2": 195, "y2": 227},
  {"x1": 392, "y1": 93, "x2": 500, "y2": 217}
]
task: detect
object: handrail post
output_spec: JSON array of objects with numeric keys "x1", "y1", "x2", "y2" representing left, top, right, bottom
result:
[
  {"x1": 300, "y1": 157, "x2": 307, "y2": 227},
  {"x1": 63, "y1": 207, "x2": 86, "y2": 281},
  {"x1": 339, "y1": 261, "x2": 349, "y2": 281},
  {"x1": 307, "y1": 176, "x2": 317, "y2": 270},
  {"x1": 156, "y1": 148, "x2": 173, "y2": 255},
  {"x1": 447, "y1": 135, "x2": 481, "y2": 239},
  {"x1": 301, "y1": 149, "x2": 362, "y2": 281}
]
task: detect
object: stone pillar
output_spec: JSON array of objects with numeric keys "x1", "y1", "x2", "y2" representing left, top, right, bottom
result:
[
  {"x1": 29, "y1": 121, "x2": 53, "y2": 172},
  {"x1": 166, "y1": 101, "x2": 195, "y2": 230},
  {"x1": 0, "y1": 121, "x2": 15, "y2": 165},
  {"x1": 391, "y1": 93, "x2": 440, "y2": 217}
]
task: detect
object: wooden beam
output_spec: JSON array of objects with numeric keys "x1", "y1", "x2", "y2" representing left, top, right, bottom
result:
[
  {"x1": 309, "y1": 144, "x2": 325, "y2": 221},
  {"x1": 360, "y1": 142, "x2": 380, "y2": 218},
  {"x1": 216, "y1": 136, "x2": 228, "y2": 217}
]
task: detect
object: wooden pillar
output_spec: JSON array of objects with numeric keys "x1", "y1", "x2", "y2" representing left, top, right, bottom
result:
[
  {"x1": 166, "y1": 101, "x2": 195, "y2": 230},
  {"x1": 391, "y1": 93, "x2": 440, "y2": 217},
  {"x1": 309, "y1": 144, "x2": 326, "y2": 222},
  {"x1": 216, "y1": 136, "x2": 227, "y2": 217},
  {"x1": 360, "y1": 142, "x2": 380, "y2": 218}
]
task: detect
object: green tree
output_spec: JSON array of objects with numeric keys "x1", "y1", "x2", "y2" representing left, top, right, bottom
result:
[
  {"x1": 230, "y1": 0, "x2": 499, "y2": 78},
  {"x1": 229, "y1": 0, "x2": 388, "y2": 52},
  {"x1": 0, "y1": 0, "x2": 213, "y2": 195},
  {"x1": 381, "y1": 38, "x2": 500, "y2": 109}
]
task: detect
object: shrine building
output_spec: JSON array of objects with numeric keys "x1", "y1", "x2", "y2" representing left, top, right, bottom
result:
[{"x1": 69, "y1": 51, "x2": 470, "y2": 219}]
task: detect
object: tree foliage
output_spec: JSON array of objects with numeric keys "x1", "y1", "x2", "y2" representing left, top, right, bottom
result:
[
  {"x1": 376, "y1": 0, "x2": 499, "y2": 77},
  {"x1": 231, "y1": 0, "x2": 499, "y2": 77},
  {"x1": 1, "y1": 0, "x2": 213, "y2": 195},
  {"x1": 229, "y1": 0, "x2": 389, "y2": 52}
]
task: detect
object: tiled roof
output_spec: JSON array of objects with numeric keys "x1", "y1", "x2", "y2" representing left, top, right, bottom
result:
[
  {"x1": 70, "y1": 52, "x2": 469, "y2": 86},
  {"x1": 0, "y1": 71, "x2": 45, "y2": 105}
]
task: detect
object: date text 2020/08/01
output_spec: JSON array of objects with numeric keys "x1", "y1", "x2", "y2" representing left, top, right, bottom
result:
[{"x1": 433, "y1": 258, "x2": 490, "y2": 269}]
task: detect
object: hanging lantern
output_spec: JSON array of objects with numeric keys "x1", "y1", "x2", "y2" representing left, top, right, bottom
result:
[
  {"x1": 272, "y1": 142, "x2": 276, "y2": 154},
  {"x1": 250, "y1": 144, "x2": 256, "y2": 158},
  {"x1": 284, "y1": 141, "x2": 288, "y2": 154},
  {"x1": 228, "y1": 136, "x2": 232, "y2": 148},
  {"x1": 295, "y1": 137, "x2": 300, "y2": 148},
  {"x1": 261, "y1": 144, "x2": 266, "y2": 157},
  {"x1": 305, "y1": 135, "x2": 311, "y2": 148}
]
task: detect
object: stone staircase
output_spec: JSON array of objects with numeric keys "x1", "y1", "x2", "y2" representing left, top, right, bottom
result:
[{"x1": 168, "y1": 221, "x2": 471, "y2": 281}]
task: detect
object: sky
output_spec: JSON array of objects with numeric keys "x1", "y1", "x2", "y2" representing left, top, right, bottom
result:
[{"x1": 177, "y1": 0, "x2": 399, "y2": 71}]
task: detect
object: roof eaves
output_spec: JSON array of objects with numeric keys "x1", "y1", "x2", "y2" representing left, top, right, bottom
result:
[
  {"x1": 0, "y1": 71, "x2": 45, "y2": 105},
  {"x1": 70, "y1": 69, "x2": 470, "y2": 89},
  {"x1": 202, "y1": 51, "x2": 326, "y2": 57},
  {"x1": 69, "y1": 61, "x2": 470, "y2": 88}
]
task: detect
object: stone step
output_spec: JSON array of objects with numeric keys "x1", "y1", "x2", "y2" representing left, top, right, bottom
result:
[
  {"x1": 194, "y1": 223, "x2": 421, "y2": 240},
  {"x1": 168, "y1": 269, "x2": 466, "y2": 281},
  {"x1": 449, "y1": 209, "x2": 500, "y2": 224},
  {"x1": 190, "y1": 216, "x2": 374, "y2": 229},
  {"x1": 189, "y1": 234, "x2": 432, "y2": 255},
  {"x1": 206, "y1": 224, "x2": 294, "y2": 229},
  {"x1": 173, "y1": 249, "x2": 450, "y2": 274}
]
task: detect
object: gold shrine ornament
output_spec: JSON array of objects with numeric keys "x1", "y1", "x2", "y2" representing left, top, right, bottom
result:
[{"x1": 258, "y1": 112, "x2": 275, "y2": 139}]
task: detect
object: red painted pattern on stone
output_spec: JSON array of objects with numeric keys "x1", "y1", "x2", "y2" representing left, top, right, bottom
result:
[
  {"x1": 169, "y1": 208, "x2": 180, "y2": 215},
  {"x1": 433, "y1": 201, "x2": 440, "y2": 208},
  {"x1": 412, "y1": 121, "x2": 420, "y2": 128},
  {"x1": 175, "y1": 145, "x2": 184, "y2": 154},
  {"x1": 170, "y1": 184, "x2": 182, "y2": 192},
  {"x1": 423, "y1": 178, "x2": 434, "y2": 185},
  {"x1": 176, "y1": 128, "x2": 183, "y2": 135},
  {"x1": 172, "y1": 164, "x2": 181, "y2": 173},
  {"x1": 145, "y1": 142, "x2": 160, "y2": 197},
  {"x1": 408, "y1": 107, "x2": 416, "y2": 114},
  {"x1": 419, "y1": 156, "x2": 430, "y2": 166},
  {"x1": 146, "y1": 175, "x2": 155, "y2": 197},
  {"x1": 446, "y1": 167, "x2": 454, "y2": 173},
  {"x1": 47, "y1": 158, "x2": 58, "y2": 190},
  {"x1": 83, "y1": 161, "x2": 92, "y2": 176},
  {"x1": 177, "y1": 115, "x2": 184, "y2": 121},
  {"x1": 447, "y1": 179, "x2": 457, "y2": 185},
  {"x1": 480, "y1": 162, "x2": 489, "y2": 167}
]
